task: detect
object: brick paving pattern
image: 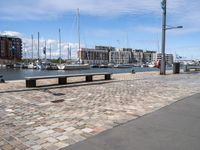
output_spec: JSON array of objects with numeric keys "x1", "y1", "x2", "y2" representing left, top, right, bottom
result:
[{"x1": 0, "y1": 72, "x2": 200, "y2": 150}]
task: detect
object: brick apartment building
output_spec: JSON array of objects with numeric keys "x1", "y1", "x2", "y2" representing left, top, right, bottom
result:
[{"x1": 0, "y1": 35, "x2": 22, "y2": 64}]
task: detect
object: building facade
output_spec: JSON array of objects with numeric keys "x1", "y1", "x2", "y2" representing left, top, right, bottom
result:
[
  {"x1": 109, "y1": 49, "x2": 131, "y2": 64},
  {"x1": 143, "y1": 50, "x2": 157, "y2": 63},
  {"x1": 132, "y1": 49, "x2": 144, "y2": 64},
  {"x1": 0, "y1": 35, "x2": 22, "y2": 64},
  {"x1": 77, "y1": 46, "x2": 174, "y2": 66},
  {"x1": 157, "y1": 53, "x2": 174, "y2": 65},
  {"x1": 78, "y1": 47, "x2": 109, "y2": 65}
]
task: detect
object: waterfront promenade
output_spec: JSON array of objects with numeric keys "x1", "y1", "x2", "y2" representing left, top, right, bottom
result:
[{"x1": 0, "y1": 71, "x2": 200, "y2": 150}]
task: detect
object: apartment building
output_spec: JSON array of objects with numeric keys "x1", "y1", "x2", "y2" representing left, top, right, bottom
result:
[
  {"x1": 143, "y1": 50, "x2": 157, "y2": 63},
  {"x1": 132, "y1": 49, "x2": 144, "y2": 64},
  {"x1": 0, "y1": 35, "x2": 22, "y2": 64},
  {"x1": 77, "y1": 47, "x2": 109, "y2": 65},
  {"x1": 157, "y1": 53, "x2": 174, "y2": 65},
  {"x1": 109, "y1": 48, "x2": 131, "y2": 64}
]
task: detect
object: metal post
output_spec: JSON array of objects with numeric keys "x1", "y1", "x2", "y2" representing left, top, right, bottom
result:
[
  {"x1": 49, "y1": 43, "x2": 51, "y2": 60},
  {"x1": 78, "y1": 8, "x2": 80, "y2": 53},
  {"x1": 44, "y1": 40, "x2": 47, "y2": 62},
  {"x1": 31, "y1": 35, "x2": 34, "y2": 61},
  {"x1": 38, "y1": 32, "x2": 40, "y2": 60},
  {"x1": 160, "y1": 0, "x2": 167, "y2": 75},
  {"x1": 59, "y1": 28, "x2": 61, "y2": 65}
]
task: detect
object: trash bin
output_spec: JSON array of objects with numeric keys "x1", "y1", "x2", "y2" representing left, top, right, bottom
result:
[
  {"x1": 183, "y1": 65, "x2": 188, "y2": 72},
  {"x1": 173, "y1": 62, "x2": 180, "y2": 74}
]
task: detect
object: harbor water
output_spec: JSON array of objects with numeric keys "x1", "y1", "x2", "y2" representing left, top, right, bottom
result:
[{"x1": 0, "y1": 67, "x2": 160, "y2": 81}]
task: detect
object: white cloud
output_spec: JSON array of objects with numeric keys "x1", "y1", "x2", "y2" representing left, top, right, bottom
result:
[
  {"x1": 0, "y1": 30, "x2": 82, "y2": 59},
  {"x1": 0, "y1": 0, "x2": 199, "y2": 34},
  {"x1": 0, "y1": 31, "x2": 23, "y2": 37},
  {"x1": 23, "y1": 37, "x2": 82, "y2": 59},
  {"x1": 0, "y1": 0, "x2": 193, "y2": 19},
  {"x1": 1, "y1": 0, "x2": 199, "y2": 34}
]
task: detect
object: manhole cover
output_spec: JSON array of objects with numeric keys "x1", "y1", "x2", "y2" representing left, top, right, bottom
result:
[{"x1": 51, "y1": 99, "x2": 65, "y2": 103}]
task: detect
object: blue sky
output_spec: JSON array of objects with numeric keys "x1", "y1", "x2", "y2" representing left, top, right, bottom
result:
[{"x1": 0, "y1": 0, "x2": 199, "y2": 59}]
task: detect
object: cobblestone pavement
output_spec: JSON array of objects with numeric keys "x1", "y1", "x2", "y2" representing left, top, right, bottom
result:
[{"x1": 0, "y1": 72, "x2": 200, "y2": 150}]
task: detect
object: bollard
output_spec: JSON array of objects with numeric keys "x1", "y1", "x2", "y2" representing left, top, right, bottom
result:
[
  {"x1": 0, "y1": 75, "x2": 5, "y2": 83},
  {"x1": 132, "y1": 69, "x2": 135, "y2": 74}
]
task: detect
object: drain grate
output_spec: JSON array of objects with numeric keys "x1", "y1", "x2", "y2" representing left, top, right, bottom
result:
[
  {"x1": 51, "y1": 99, "x2": 65, "y2": 103},
  {"x1": 52, "y1": 93, "x2": 65, "y2": 96}
]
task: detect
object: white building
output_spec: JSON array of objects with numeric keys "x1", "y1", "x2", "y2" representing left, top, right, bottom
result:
[
  {"x1": 109, "y1": 48, "x2": 131, "y2": 64},
  {"x1": 132, "y1": 49, "x2": 144, "y2": 64},
  {"x1": 143, "y1": 51, "x2": 157, "y2": 63}
]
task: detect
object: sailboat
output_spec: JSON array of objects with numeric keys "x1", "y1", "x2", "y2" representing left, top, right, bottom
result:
[
  {"x1": 35, "y1": 32, "x2": 42, "y2": 69},
  {"x1": 64, "y1": 8, "x2": 90, "y2": 70},
  {"x1": 57, "y1": 28, "x2": 65, "y2": 70},
  {"x1": 28, "y1": 35, "x2": 36, "y2": 69}
]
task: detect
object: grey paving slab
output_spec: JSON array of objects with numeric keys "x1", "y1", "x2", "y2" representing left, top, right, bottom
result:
[{"x1": 63, "y1": 93, "x2": 200, "y2": 150}]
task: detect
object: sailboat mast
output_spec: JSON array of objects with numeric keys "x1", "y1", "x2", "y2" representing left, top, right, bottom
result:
[
  {"x1": 37, "y1": 32, "x2": 40, "y2": 60},
  {"x1": 50, "y1": 43, "x2": 51, "y2": 60},
  {"x1": 44, "y1": 40, "x2": 47, "y2": 62},
  {"x1": 77, "y1": 8, "x2": 81, "y2": 53},
  {"x1": 31, "y1": 35, "x2": 34, "y2": 61},
  {"x1": 67, "y1": 43, "x2": 70, "y2": 60},
  {"x1": 70, "y1": 46, "x2": 71, "y2": 60},
  {"x1": 59, "y1": 28, "x2": 61, "y2": 64}
]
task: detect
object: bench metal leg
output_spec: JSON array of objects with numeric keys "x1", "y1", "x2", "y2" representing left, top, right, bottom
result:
[
  {"x1": 86, "y1": 75, "x2": 93, "y2": 82},
  {"x1": 58, "y1": 77, "x2": 67, "y2": 84},
  {"x1": 105, "y1": 74, "x2": 111, "y2": 80},
  {"x1": 26, "y1": 80, "x2": 36, "y2": 87}
]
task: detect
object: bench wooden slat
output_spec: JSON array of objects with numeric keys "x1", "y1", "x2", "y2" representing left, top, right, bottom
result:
[
  {"x1": 25, "y1": 72, "x2": 111, "y2": 80},
  {"x1": 25, "y1": 72, "x2": 112, "y2": 88}
]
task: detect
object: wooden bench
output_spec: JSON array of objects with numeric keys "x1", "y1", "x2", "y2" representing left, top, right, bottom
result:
[
  {"x1": 184, "y1": 65, "x2": 200, "y2": 72},
  {"x1": 25, "y1": 72, "x2": 112, "y2": 88}
]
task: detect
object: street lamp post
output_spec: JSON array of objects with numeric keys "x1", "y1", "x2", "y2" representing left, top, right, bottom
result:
[
  {"x1": 160, "y1": 0, "x2": 167, "y2": 75},
  {"x1": 160, "y1": 0, "x2": 183, "y2": 75}
]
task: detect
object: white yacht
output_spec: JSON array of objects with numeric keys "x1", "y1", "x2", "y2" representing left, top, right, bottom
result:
[{"x1": 64, "y1": 64, "x2": 90, "y2": 70}]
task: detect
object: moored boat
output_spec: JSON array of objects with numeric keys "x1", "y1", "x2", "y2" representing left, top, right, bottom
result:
[
  {"x1": 57, "y1": 64, "x2": 66, "y2": 70},
  {"x1": 64, "y1": 64, "x2": 90, "y2": 70},
  {"x1": 114, "y1": 64, "x2": 133, "y2": 68}
]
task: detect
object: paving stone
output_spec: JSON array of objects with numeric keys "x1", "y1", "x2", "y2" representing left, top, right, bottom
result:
[
  {"x1": 45, "y1": 137, "x2": 58, "y2": 143},
  {"x1": 26, "y1": 122, "x2": 35, "y2": 126},
  {"x1": 24, "y1": 140, "x2": 36, "y2": 147},
  {"x1": 45, "y1": 144, "x2": 59, "y2": 150},
  {"x1": 55, "y1": 142, "x2": 69, "y2": 148},
  {"x1": 43, "y1": 130, "x2": 55, "y2": 135},
  {"x1": 82, "y1": 128, "x2": 93, "y2": 133},
  {"x1": 31, "y1": 145, "x2": 42, "y2": 150},
  {"x1": 0, "y1": 140, "x2": 5, "y2": 146},
  {"x1": 40, "y1": 143, "x2": 52, "y2": 149},
  {"x1": 15, "y1": 143, "x2": 29, "y2": 150},
  {"x1": 35, "y1": 126, "x2": 48, "y2": 133},
  {"x1": 1, "y1": 144, "x2": 14, "y2": 150},
  {"x1": 2, "y1": 135, "x2": 15, "y2": 141},
  {"x1": 56, "y1": 135, "x2": 69, "y2": 141},
  {"x1": 65, "y1": 127, "x2": 76, "y2": 132}
]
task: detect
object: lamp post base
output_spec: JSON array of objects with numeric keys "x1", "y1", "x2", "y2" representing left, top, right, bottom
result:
[{"x1": 160, "y1": 60, "x2": 166, "y2": 75}]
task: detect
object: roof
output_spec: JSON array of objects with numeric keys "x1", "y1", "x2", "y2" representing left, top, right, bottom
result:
[{"x1": 0, "y1": 34, "x2": 21, "y2": 39}]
